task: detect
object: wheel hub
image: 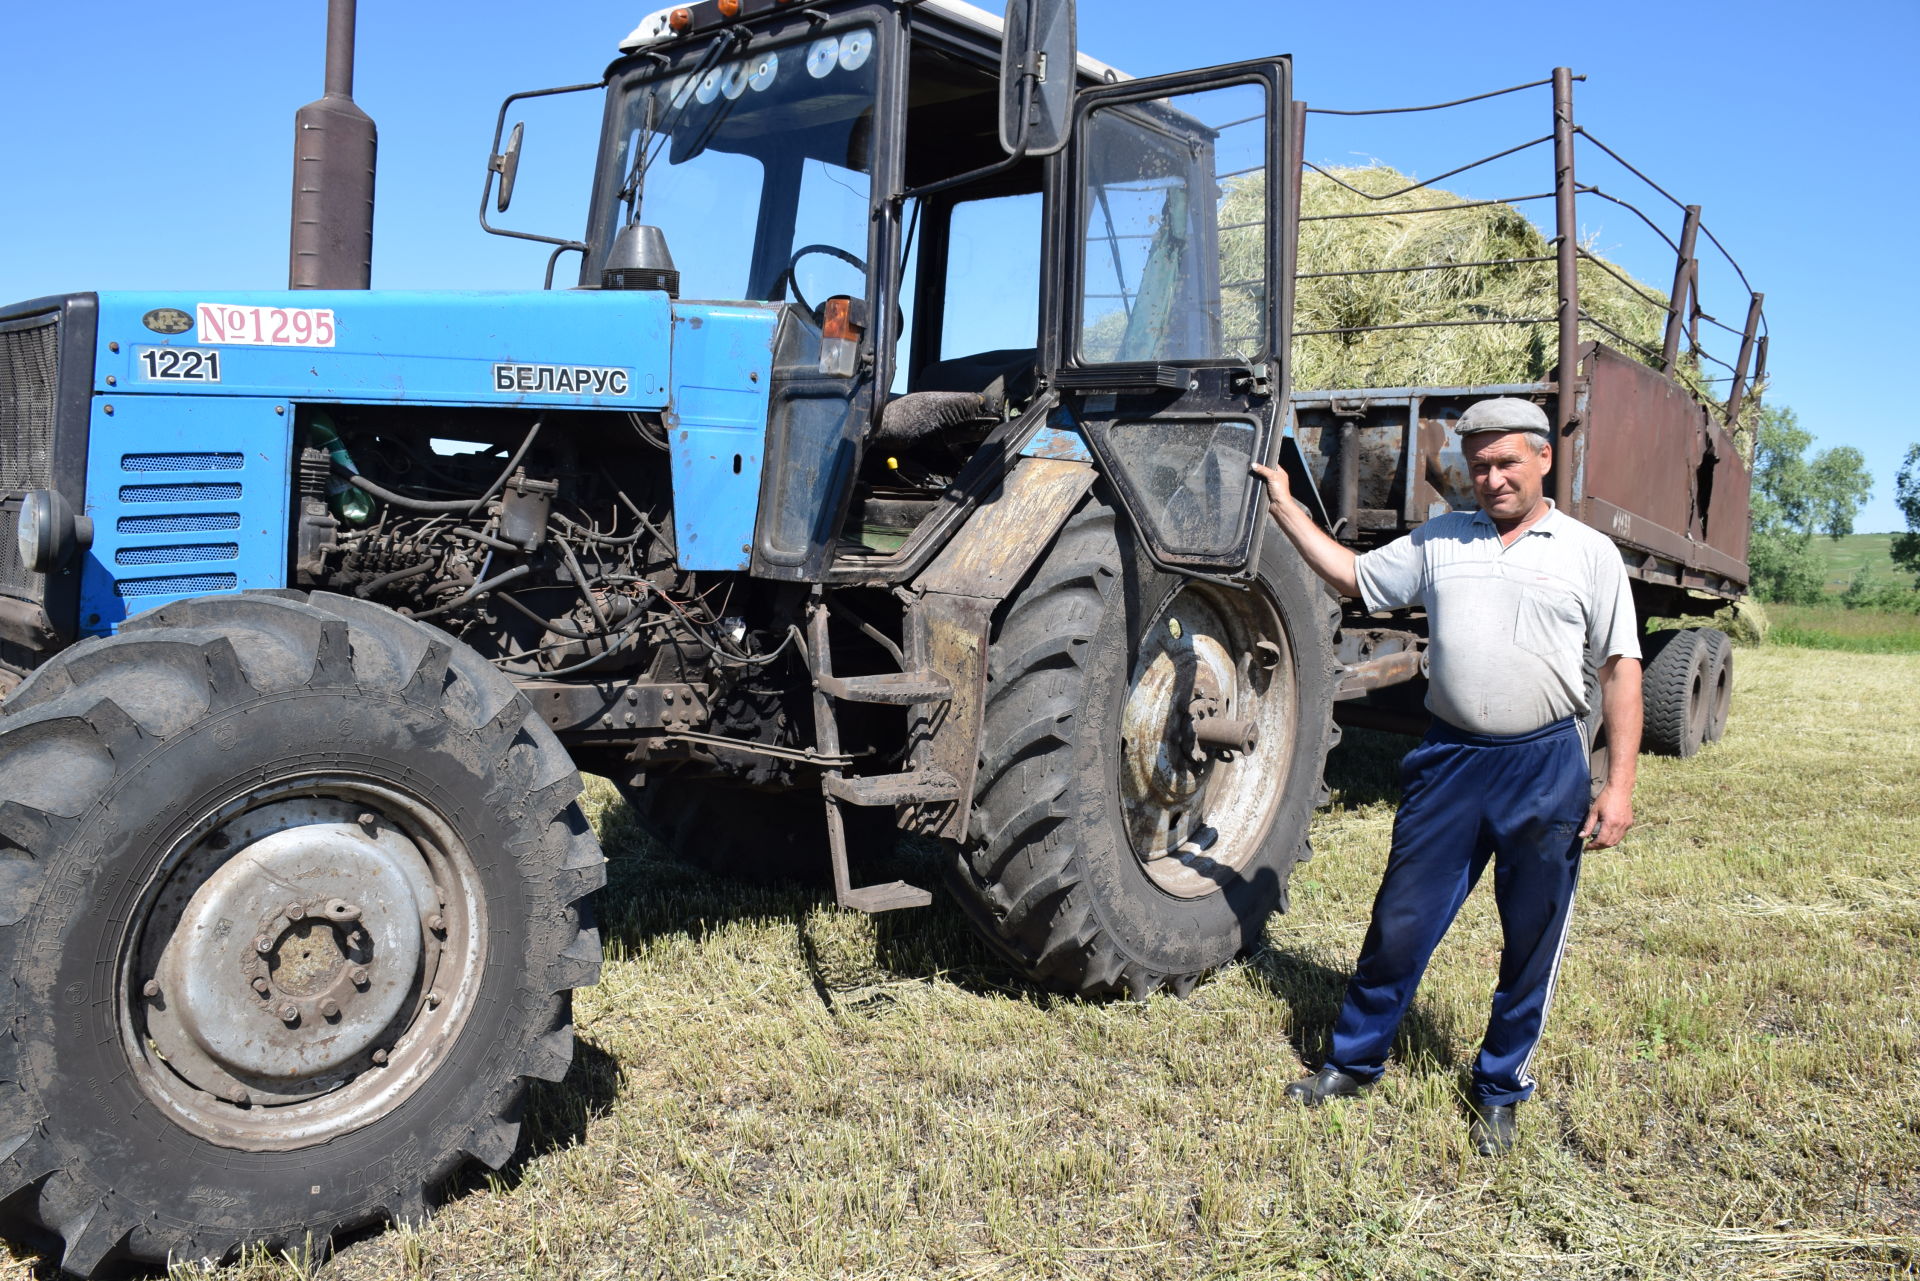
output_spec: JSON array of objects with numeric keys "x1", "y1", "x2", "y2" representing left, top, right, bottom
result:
[
  {"x1": 1118, "y1": 586, "x2": 1297, "y2": 899},
  {"x1": 1123, "y1": 622, "x2": 1240, "y2": 807},
  {"x1": 147, "y1": 801, "x2": 436, "y2": 1101}
]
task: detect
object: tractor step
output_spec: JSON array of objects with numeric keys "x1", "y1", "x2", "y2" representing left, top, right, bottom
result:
[
  {"x1": 822, "y1": 769, "x2": 962, "y2": 807},
  {"x1": 806, "y1": 603, "x2": 942, "y2": 915},
  {"x1": 839, "y1": 880, "x2": 935, "y2": 913},
  {"x1": 816, "y1": 670, "x2": 953, "y2": 705}
]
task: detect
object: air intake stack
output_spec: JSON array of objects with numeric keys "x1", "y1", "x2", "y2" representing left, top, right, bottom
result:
[
  {"x1": 289, "y1": 0, "x2": 377, "y2": 289},
  {"x1": 602, "y1": 224, "x2": 681, "y2": 297}
]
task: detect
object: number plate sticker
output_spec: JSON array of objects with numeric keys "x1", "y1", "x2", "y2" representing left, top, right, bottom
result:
[
  {"x1": 136, "y1": 346, "x2": 222, "y2": 382},
  {"x1": 195, "y1": 303, "x2": 336, "y2": 347}
]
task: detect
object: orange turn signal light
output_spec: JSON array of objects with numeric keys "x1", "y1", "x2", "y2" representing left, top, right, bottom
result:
[
  {"x1": 822, "y1": 297, "x2": 862, "y2": 342},
  {"x1": 718, "y1": 0, "x2": 742, "y2": 15},
  {"x1": 668, "y1": 7, "x2": 693, "y2": 32}
]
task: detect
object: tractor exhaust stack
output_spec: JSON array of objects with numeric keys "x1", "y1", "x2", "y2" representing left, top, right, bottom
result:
[{"x1": 289, "y1": 0, "x2": 376, "y2": 289}]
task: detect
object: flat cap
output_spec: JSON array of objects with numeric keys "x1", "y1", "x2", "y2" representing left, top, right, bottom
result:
[{"x1": 1456, "y1": 397, "x2": 1551, "y2": 437}]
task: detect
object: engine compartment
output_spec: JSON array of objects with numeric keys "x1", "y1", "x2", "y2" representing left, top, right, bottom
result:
[{"x1": 291, "y1": 404, "x2": 831, "y2": 779}]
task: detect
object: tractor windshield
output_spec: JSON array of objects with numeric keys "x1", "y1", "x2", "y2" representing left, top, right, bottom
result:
[{"x1": 589, "y1": 25, "x2": 880, "y2": 306}]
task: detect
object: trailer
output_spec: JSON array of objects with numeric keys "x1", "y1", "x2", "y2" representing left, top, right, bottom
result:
[{"x1": 1282, "y1": 72, "x2": 1759, "y2": 763}]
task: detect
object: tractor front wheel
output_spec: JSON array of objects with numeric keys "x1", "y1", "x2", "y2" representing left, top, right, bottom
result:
[{"x1": 0, "y1": 593, "x2": 603, "y2": 1276}]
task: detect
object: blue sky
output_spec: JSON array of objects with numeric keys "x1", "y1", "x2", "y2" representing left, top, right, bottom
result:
[{"x1": 4, "y1": 1, "x2": 1914, "y2": 531}]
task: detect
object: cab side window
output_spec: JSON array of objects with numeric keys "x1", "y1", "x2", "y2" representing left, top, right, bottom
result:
[{"x1": 939, "y1": 192, "x2": 1041, "y2": 361}]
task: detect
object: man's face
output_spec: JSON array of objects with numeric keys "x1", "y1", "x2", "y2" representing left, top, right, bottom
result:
[{"x1": 1463, "y1": 431, "x2": 1552, "y2": 524}]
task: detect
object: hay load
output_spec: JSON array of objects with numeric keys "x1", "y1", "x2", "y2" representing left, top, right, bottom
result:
[{"x1": 1223, "y1": 165, "x2": 1683, "y2": 394}]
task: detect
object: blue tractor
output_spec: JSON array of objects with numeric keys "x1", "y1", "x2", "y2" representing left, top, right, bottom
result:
[{"x1": 0, "y1": 0, "x2": 1331, "y2": 1270}]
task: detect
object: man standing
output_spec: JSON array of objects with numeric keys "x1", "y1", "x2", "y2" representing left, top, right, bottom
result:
[{"x1": 1250, "y1": 397, "x2": 1641, "y2": 1156}]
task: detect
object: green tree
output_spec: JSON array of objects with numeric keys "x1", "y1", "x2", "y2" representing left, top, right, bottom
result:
[
  {"x1": 1893, "y1": 444, "x2": 1920, "y2": 588},
  {"x1": 1747, "y1": 404, "x2": 1873, "y2": 604}
]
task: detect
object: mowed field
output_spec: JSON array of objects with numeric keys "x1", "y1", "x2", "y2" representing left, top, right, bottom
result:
[{"x1": 8, "y1": 649, "x2": 1917, "y2": 1280}]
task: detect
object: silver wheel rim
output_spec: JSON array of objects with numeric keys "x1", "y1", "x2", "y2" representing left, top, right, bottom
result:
[
  {"x1": 1118, "y1": 580, "x2": 1297, "y2": 899},
  {"x1": 123, "y1": 776, "x2": 487, "y2": 1150}
]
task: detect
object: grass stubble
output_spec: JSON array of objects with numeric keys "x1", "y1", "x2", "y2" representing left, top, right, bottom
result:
[{"x1": 7, "y1": 650, "x2": 1912, "y2": 1280}]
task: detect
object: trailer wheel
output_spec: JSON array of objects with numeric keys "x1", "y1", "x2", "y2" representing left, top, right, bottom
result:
[
  {"x1": 1642, "y1": 627, "x2": 1713, "y2": 757},
  {"x1": 1698, "y1": 627, "x2": 1733, "y2": 742},
  {"x1": 950, "y1": 499, "x2": 1337, "y2": 999},
  {"x1": 0, "y1": 592, "x2": 603, "y2": 1277}
]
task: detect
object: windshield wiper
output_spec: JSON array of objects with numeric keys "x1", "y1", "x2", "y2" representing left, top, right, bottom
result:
[{"x1": 622, "y1": 30, "x2": 746, "y2": 221}]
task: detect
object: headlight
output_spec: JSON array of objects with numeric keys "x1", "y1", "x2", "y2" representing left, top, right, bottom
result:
[
  {"x1": 15, "y1": 493, "x2": 44, "y2": 570},
  {"x1": 16, "y1": 489, "x2": 85, "y2": 574}
]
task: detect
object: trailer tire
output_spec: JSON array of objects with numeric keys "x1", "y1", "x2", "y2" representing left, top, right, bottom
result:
[
  {"x1": 1642, "y1": 627, "x2": 1712, "y2": 757},
  {"x1": 0, "y1": 592, "x2": 604, "y2": 1277},
  {"x1": 949, "y1": 499, "x2": 1337, "y2": 999},
  {"x1": 1698, "y1": 627, "x2": 1733, "y2": 743}
]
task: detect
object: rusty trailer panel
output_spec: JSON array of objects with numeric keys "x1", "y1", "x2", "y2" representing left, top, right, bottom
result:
[
  {"x1": 1577, "y1": 344, "x2": 1750, "y2": 585},
  {"x1": 1290, "y1": 382, "x2": 1552, "y2": 540},
  {"x1": 1291, "y1": 350, "x2": 1750, "y2": 599}
]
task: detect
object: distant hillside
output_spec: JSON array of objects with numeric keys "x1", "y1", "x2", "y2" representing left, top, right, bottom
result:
[{"x1": 1814, "y1": 533, "x2": 1911, "y2": 593}]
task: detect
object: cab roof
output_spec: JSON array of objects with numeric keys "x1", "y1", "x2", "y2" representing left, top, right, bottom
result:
[{"x1": 619, "y1": 0, "x2": 1129, "y2": 84}]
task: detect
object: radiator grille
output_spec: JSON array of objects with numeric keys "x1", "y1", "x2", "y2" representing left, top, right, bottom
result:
[
  {"x1": 0, "y1": 315, "x2": 59, "y2": 601},
  {"x1": 117, "y1": 512, "x2": 244, "y2": 534},
  {"x1": 116, "y1": 543, "x2": 241, "y2": 566},
  {"x1": 119, "y1": 482, "x2": 244, "y2": 504},
  {"x1": 122, "y1": 452, "x2": 245, "y2": 473},
  {"x1": 116, "y1": 573, "x2": 239, "y2": 598}
]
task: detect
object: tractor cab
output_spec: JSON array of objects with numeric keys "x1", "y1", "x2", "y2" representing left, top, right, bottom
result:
[{"x1": 508, "y1": 0, "x2": 1296, "y2": 582}]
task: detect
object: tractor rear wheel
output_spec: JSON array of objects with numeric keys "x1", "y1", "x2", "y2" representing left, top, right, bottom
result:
[
  {"x1": 950, "y1": 499, "x2": 1338, "y2": 999},
  {"x1": 0, "y1": 592, "x2": 603, "y2": 1276}
]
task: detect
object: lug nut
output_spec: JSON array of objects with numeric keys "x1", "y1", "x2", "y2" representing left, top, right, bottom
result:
[
  {"x1": 319, "y1": 998, "x2": 340, "y2": 1019},
  {"x1": 349, "y1": 967, "x2": 370, "y2": 987},
  {"x1": 254, "y1": 935, "x2": 275, "y2": 954},
  {"x1": 357, "y1": 811, "x2": 378, "y2": 830},
  {"x1": 142, "y1": 979, "x2": 161, "y2": 999},
  {"x1": 425, "y1": 914, "x2": 446, "y2": 934},
  {"x1": 284, "y1": 901, "x2": 304, "y2": 920},
  {"x1": 225, "y1": 1085, "x2": 250, "y2": 1106},
  {"x1": 278, "y1": 1004, "x2": 300, "y2": 1024},
  {"x1": 252, "y1": 976, "x2": 271, "y2": 994},
  {"x1": 371, "y1": 1048, "x2": 389, "y2": 1065}
]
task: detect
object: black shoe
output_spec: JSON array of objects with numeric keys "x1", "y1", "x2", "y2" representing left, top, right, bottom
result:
[
  {"x1": 1469, "y1": 1101, "x2": 1518, "y2": 1156},
  {"x1": 1284, "y1": 1067, "x2": 1364, "y2": 1107}
]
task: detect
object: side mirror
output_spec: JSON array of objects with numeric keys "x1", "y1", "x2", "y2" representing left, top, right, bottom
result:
[
  {"x1": 491, "y1": 121, "x2": 525, "y2": 213},
  {"x1": 999, "y1": 0, "x2": 1075, "y2": 158}
]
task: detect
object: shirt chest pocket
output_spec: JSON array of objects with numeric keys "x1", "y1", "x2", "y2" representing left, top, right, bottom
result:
[{"x1": 1512, "y1": 582, "x2": 1585, "y2": 657}]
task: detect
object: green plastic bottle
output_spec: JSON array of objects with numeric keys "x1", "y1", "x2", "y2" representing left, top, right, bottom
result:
[{"x1": 307, "y1": 411, "x2": 375, "y2": 525}]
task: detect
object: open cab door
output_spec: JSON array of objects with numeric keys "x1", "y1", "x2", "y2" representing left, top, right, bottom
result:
[{"x1": 1048, "y1": 58, "x2": 1295, "y2": 575}]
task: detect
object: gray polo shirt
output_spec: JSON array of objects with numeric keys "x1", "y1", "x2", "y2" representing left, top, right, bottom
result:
[{"x1": 1353, "y1": 502, "x2": 1641, "y2": 736}]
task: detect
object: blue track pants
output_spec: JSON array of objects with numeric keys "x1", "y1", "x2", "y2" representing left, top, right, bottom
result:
[{"x1": 1325, "y1": 716, "x2": 1588, "y2": 1106}]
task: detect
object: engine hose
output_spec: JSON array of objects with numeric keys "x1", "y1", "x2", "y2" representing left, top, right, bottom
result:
[
  {"x1": 555, "y1": 538, "x2": 614, "y2": 637},
  {"x1": 551, "y1": 513, "x2": 645, "y2": 546},
  {"x1": 406, "y1": 563, "x2": 534, "y2": 621},
  {"x1": 338, "y1": 417, "x2": 546, "y2": 515},
  {"x1": 353, "y1": 560, "x2": 435, "y2": 598},
  {"x1": 532, "y1": 616, "x2": 652, "y2": 677},
  {"x1": 341, "y1": 471, "x2": 480, "y2": 514}
]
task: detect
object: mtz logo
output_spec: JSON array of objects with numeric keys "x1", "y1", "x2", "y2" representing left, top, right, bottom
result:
[{"x1": 492, "y1": 363, "x2": 631, "y2": 396}]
